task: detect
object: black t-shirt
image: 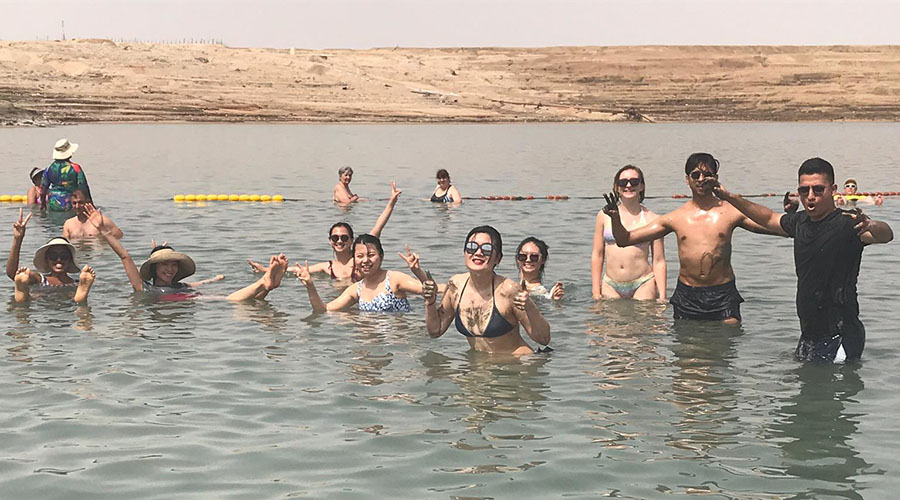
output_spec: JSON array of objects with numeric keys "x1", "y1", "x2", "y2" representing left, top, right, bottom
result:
[{"x1": 780, "y1": 209, "x2": 865, "y2": 340}]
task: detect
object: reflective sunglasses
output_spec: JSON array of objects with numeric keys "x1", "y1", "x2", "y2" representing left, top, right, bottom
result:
[
  {"x1": 330, "y1": 234, "x2": 351, "y2": 243},
  {"x1": 516, "y1": 253, "x2": 541, "y2": 263},
  {"x1": 464, "y1": 241, "x2": 494, "y2": 257},
  {"x1": 797, "y1": 185, "x2": 827, "y2": 196},
  {"x1": 689, "y1": 169, "x2": 717, "y2": 180},
  {"x1": 46, "y1": 250, "x2": 70, "y2": 261},
  {"x1": 616, "y1": 177, "x2": 642, "y2": 188}
]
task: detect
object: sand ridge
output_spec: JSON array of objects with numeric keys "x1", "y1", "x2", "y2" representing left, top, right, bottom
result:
[{"x1": 2, "y1": 40, "x2": 900, "y2": 125}]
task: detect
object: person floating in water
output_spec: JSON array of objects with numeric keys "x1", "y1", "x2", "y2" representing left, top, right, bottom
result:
[
  {"x1": 333, "y1": 166, "x2": 359, "y2": 204},
  {"x1": 834, "y1": 177, "x2": 883, "y2": 207},
  {"x1": 430, "y1": 169, "x2": 462, "y2": 204},
  {"x1": 604, "y1": 153, "x2": 775, "y2": 324},
  {"x1": 6, "y1": 208, "x2": 95, "y2": 303},
  {"x1": 712, "y1": 158, "x2": 893, "y2": 363},
  {"x1": 62, "y1": 189, "x2": 124, "y2": 240},
  {"x1": 26, "y1": 167, "x2": 43, "y2": 205},
  {"x1": 41, "y1": 138, "x2": 92, "y2": 212}
]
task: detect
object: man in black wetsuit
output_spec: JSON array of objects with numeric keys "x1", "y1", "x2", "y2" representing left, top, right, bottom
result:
[{"x1": 711, "y1": 158, "x2": 893, "y2": 362}]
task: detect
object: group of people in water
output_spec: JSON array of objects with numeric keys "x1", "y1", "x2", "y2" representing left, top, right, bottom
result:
[{"x1": 11, "y1": 140, "x2": 895, "y2": 363}]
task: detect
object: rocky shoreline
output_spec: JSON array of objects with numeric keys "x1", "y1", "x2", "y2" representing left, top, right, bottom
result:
[{"x1": 2, "y1": 40, "x2": 900, "y2": 126}]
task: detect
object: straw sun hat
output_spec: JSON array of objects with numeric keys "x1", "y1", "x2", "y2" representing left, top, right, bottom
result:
[
  {"x1": 29, "y1": 167, "x2": 44, "y2": 183},
  {"x1": 52, "y1": 138, "x2": 78, "y2": 160},
  {"x1": 139, "y1": 247, "x2": 196, "y2": 283},
  {"x1": 33, "y1": 237, "x2": 80, "y2": 274}
]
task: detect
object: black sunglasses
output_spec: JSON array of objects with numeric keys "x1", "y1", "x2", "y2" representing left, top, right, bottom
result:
[
  {"x1": 516, "y1": 253, "x2": 541, "y2": 263},
  {"x1": 330, "y1": 234, "x2": 350, "y2": 243},
  {"x1": 797, "y1": 185, "x2": 827, "y2": 196},
  {"x1": 616, "y1": 177, "x2": 642, "y2": 188},
  {"x1": 689, "y1": 169, "x2": 717, "y2": 180},
  {"x1": 46, "y1": 250, "x2": 70, "y2": 261},
  {"x1": 464, "y1": 241, "x2": 494, "y2": 257}
]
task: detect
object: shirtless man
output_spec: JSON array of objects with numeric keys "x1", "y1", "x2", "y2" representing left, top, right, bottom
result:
[
  {"x1": 62, "y1": 189, "x2": 123, "y2": 240},
  {"x1": 712, "y1": 158, "x2": 893, "y2": 362},
  {"x1": 333, "y1": 166, "x2": 359, "y2": 204},
  {"x1": 604, "y1": 153, "x2": 772, "y2": 324}
]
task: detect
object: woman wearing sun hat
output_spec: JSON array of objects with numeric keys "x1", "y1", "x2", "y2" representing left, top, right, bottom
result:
[
  {"x1": 5, "y1": 208, "x2": 95, "y2": 303},
  {"x1": 26, "y1": 167, "x2": 44, "y2": 205},
  {"x1": 40, "y1": 138, "x2": 92, "y2": 212}
]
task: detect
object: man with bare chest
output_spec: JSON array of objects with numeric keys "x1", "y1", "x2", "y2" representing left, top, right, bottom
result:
[
  {"x1": 62, "y1": 189, "x2": 124, "y2": 240},
  {"x1": 605, "y1": 153, "x2": 772, "y2": 323}
]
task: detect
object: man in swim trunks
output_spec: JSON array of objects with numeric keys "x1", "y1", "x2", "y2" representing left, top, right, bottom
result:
[
  {"x1": 62, "y1": 189, "x2": 124, "y2": 240},
  {"x1": 712, "y1": 157, "x2": 893, "y2": 362},
  {"x1": 605, "y1": 153, "x2": 774, "y2": 324}
]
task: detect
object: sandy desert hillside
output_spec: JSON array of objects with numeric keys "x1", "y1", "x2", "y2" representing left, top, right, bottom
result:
[{"x1": 2, "y1": 40, "x2": 899, "y2": 125}]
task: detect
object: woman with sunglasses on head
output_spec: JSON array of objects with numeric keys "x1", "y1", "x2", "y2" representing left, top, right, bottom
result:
[
  {"x1": 295, "y1": 234, "x2": 428, "y2": 313},
  {"x1": 422, "y1": 226, "x2": 551, "y2": 356},
  {"x1": 248, "y1": 182, "x2": 402, "y2": 281},
  {"x1": 515, "y1": 237, "x2": 564, "y2": 301},
  {"x1": 591, "y1": 165, "x2": 666, "y2": 301},
  {"x1": 6, "y1": 208, "x2": 95, "y2": 303}
]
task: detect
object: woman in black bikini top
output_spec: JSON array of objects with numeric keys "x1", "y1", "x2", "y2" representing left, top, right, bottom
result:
[{"x1": 423, "y1": 225, "x2": 551, "y2": 356}]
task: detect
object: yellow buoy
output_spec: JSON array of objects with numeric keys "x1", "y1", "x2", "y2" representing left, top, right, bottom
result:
[
  {"x1": 272, "y1": 195, "x2": 284, "y2": 202},
  {"x1": 228, "y1": 194, "x2": 239, "y2": 201},
  {"x1": 206, "y1": 194, "x2": 218, "y2": 201},
  {"x1": 260, "y1": 195, "x2": 272, "y2": 202},
  {"x1": 217, "y1": 194, "x2": 228, "y2": 201},
  {"x1": 239, "y1": 194, "x2": 251, "y2": 201},
  {"x1": 174, "y1": 194, "x2": 185, "y2": 202},
  {"x1": 185, "y1": 194, "x2": 197, "y2": 202},
  {"x1": 11, "y1": 195, "x2": 24, "y2": 202},
  {"x1": 250, "y1": 194, "x2": 261, "y2": 201},
  {"x1": 0, "y1": 195, "x2": 12, "y2": 202},
  {"x1": 196, "y1": 194, "x2": 207, "y2": 201}
]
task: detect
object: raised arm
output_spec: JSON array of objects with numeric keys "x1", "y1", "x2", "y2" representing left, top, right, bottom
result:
[
  {"x1": 510, "y1": 279, "x2": 551, "y2": 346},
  {"x1": 590, "y1": 211, "x2": 606, "y2": 300},
  {"x1": 603, "y1": 193, "x2": 672, "y2": 247},
  {"x1": 846, "y1": 209, "x2": 893, "y2": 245},
  {"x1": 712, "y1": 182, "x2": 788, "y2": 237},
  {"x1": 100, "y1": 214, "x2": 124, "y2": 240},
  {"x1": 7, "y1": 209, "x2": 39, "y2": 284},
  {"x1": 424, "y1": 276, "x2": 458, "y2": 337},
  {"x1": 86, "y1": 204, "x2": 143, "y2": 292},
  {"x1": 369, "y1": 181, "x2": 402, "y2": 238},
  {"x1": 296, "y1": 261, "x2": 358, "y2": 312}
]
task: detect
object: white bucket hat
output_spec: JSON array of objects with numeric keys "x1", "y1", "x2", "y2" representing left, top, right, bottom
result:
[
  {"x1": 139, "y1": 247, "x2": 196, "y2": 283},
  {"x1": 53, "y1": 138, "x2": 79, "y2": 160},
  {"x1": 33, "y1": 237, "x2": 80, "y2": 274}
]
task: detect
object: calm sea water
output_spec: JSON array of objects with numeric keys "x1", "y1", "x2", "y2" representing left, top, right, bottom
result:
[{"x1": 1, "y1": 123, "x2": 899, "y2": 499}]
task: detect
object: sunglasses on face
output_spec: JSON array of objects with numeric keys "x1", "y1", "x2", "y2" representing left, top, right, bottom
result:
[
  {"x1": 46, "y1": 250, "x2": 69, "y2": 261},
  {"x1": 616, "y1": 177, "x2": 642, "y2": 188},
  {"x1": 516, "y1": 253, "x2": 541, "y2": 263},
  {"x1": 797, "y1": 185, "x2": 827, "y2": 196},
  {"x1": 689, "y1": 169, "x2": 717, "y2": 180},
  {"x1": 844, "y1": 184, "x2": 857, "y2": 189},
  {"x1": 330, "y1": 234, "x2": 350, "y2": 243},
  {"x1": 464, "y1": 241, "x2": 494, "y2": 257}
]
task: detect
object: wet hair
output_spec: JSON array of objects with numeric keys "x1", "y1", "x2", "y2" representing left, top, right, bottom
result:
[
  {"x1": 329, "y1": 222, "x2": 354, "y2": 241},
  {"x1": 798, "y1": 157, "x2": 835, "y2": 185},
  {"x1": 613, "y1": 164, "x2": 646, "y2": 202},
  {"x1": 71, "y1": 188, "x2": 92, "y2": 204},
  {"x1": 338, "y1": 166, "x2": 353, "y2": 177},
  {"x1": 465, "y1": 225, "x2": 503, "y2": 264},
  {"x1": 516, "y1": 236, "x2": 549, "y2": 281},
  {"x1": 684, "y1": 153, "x2": 720, "y2": 176},
  {"x1": 353, "y1": 233, "x2": 384, "y2": 258},
  {"x1": 436, "y1": 169, "x2": 450, "y2": 180}
]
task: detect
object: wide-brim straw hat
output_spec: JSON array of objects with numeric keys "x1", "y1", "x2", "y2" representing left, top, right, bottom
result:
[
  {"x1": 53, "y1": 138, "x2": 79, "y2": 160},
  {"x1": 33, "y1": 237, "x2": 80, "y2": 274},
  {"x1": 139, "y1": 247, "x2": 196, "y2": 283}
]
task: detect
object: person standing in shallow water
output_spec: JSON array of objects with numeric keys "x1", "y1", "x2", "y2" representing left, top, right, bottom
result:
[
  {"x1": 430, "y1": 169, "x2": 461, "y2": 204},
  {"x1": 41, "y1": 138, "x2": 91, "y2": 212},
  {"x1": 712, "y1": 157, "x2": 893, "y2": 363},
  {"x1": 604, "y1": 153, "x2": 776, "y2": 324}
]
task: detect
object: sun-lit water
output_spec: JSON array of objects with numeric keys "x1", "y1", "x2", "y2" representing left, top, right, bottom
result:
[{"x1": 1, "y1": 122, "x2": 899, "y2": 499}]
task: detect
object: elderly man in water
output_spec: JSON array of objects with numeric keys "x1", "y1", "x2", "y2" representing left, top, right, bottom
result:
[
  {"x1": 604, "y1": 152, "x2": 775, "y2": 324},
  {"x1": 712, "y1": 157, "x2": 893, "y2": 363}
]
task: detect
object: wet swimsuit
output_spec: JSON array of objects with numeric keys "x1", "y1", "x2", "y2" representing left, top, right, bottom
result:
[
  {"x1": 781, "y1": 209, "x2": 866, "y2": 363},
  {"x1": 328, "y1": 260, "x2": 361, "y2": 282},
  {"x1": 41, "y1": 160, "x2": 91, "y2": 212},
  {"x1": 603, "y1": 273, "x2": 655, "y2": 298},
  {"x1": 430, "y1": 188, "x2": 454, "y2": 203},
  {"x1": 39, "y1": 275, "x2": 77, "y2": 287},
  {"x1": 357, "y1": 271, "x2": 411, "y2": 313},
  {"x1": 454, "y1": 276, "x2": 515, "y2": 338},
  {"x1": 670, "y1": 280, "x2": 743, "y2": 321},
  {"x1": 603, "y1": 209, "x2": 651, "y2": 250},
  {"x1": 142, "y1": 280, "x2": 192, "y2": 295}
]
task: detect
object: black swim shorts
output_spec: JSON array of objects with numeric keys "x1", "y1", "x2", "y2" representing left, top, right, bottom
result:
[
  {"x1": 670, "y1": 280, "x2": 743, "y2": 321},
  {"x1": 794, "y1": 313, "x2": 866, "y2": 363}
]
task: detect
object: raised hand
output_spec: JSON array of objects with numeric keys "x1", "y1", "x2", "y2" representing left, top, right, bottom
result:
[
  {"x1": 550, "y1": 282, "x2": 565, "y2": 300},
  {"x1": 294, "y1": 260, "x2": 312, "y2": 286},
  {"x1": 601, "y1": 192, "x2": 620, "y2": 216},
  {"x1": 389, "y1": 180, "x2": 402, "y2": 203},
  {"x1": 514, "y1": 279, "x2": 530, "y2": 311},
  {"x1": 84, "y1": 204, "x2": 105, "y2": 231},
  {"x1": 247, "y1": 259, "x2": 267, "y2": 273},
  {"x1": 150, "y1": 238, "x2": 168, "y2": 250},
  {"x1": 397, "y1": 244, "x2": 420, "y2": 272},
  {"x1": 708, "y1": 179, "x2": 728, "y2": 200},
  {"x1": 844, "y1": 208, "x2": 872, "y2": 235},
  {"x1": 422, "y1": 269, "x2": 437, "y2": 305},
  {"x1": 13, "y1": 208, "x2": 33, "y2": 239}
]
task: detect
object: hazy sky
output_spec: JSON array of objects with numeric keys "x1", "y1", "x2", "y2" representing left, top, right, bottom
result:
[{"x1": 2, "y1": 0, "x2": 897, "y2": 49}]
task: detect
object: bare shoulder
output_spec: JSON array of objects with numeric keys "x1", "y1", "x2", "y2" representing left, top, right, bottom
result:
[
  {"x1": 642, "y1": 206, "x2": 661, "y2": 222},
  {"x1": 496, "y1": 276, "x2": 521, "y2": 298}
]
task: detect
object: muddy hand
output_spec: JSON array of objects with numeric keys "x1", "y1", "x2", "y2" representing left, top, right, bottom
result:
[
  {"x1": 602, "y1": 192, "x2": 620, "y2": 216},
  {"x1": 514, "y1": 279, "x2": 530, "y2": 311}
]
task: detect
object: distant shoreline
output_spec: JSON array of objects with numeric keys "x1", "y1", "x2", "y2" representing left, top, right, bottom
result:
[{"x1": 2, "y1": 40, "x2": 900, "y2": 126}]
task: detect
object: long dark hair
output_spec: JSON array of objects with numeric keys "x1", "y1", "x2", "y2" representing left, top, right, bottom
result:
[
  {"x1": 465, "y1": 225, "x2": 503, "y2": 264},
  {"x1": 516, "y1": 236, "x2": 549, "y2": 281}
]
